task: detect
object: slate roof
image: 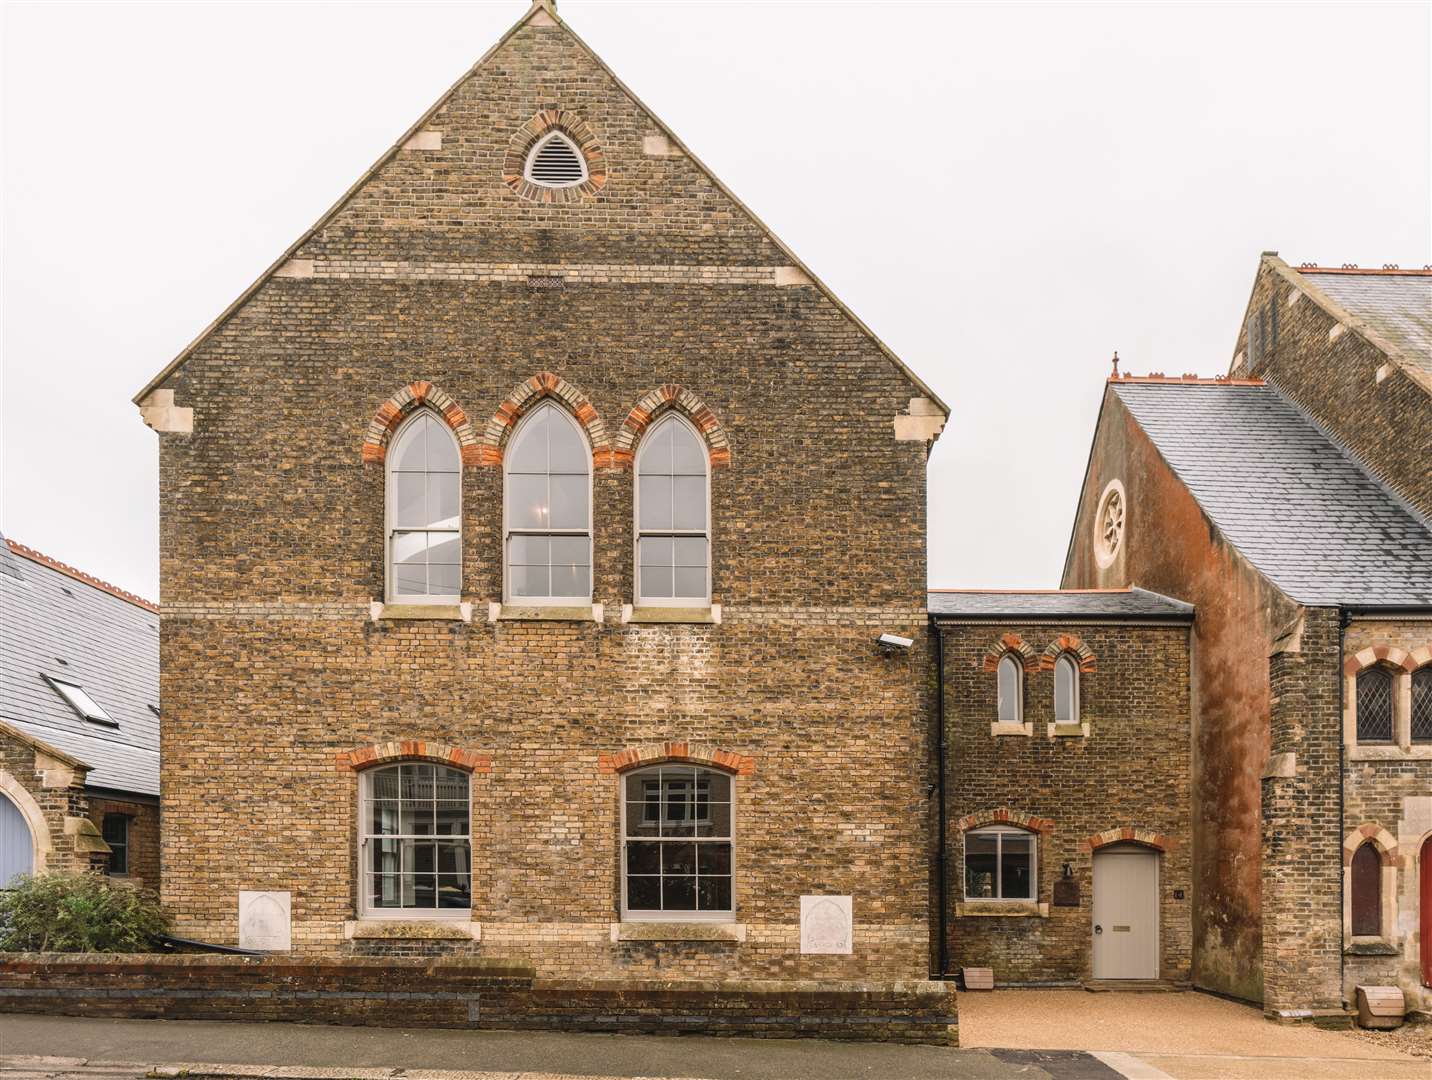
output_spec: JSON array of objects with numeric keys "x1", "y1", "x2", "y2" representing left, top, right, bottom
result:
[
  {"x1": 928, "y1": 587, "x2": 1193, "y2": 620},
  {"x1": 1110, "y1": 380, "x2": 1432, "y2": 607},
  {"x1": 0, "y1": 537, "x2": 160, "y2": 796},
  {"x1": 1300, "y1": 270, "x2": 1432, "y2": 377}
]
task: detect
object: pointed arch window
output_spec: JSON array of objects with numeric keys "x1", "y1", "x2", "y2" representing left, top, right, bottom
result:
[
  {"x1": 1350, "y1": 841, "x2": 1382, "y2": 937},
  {"x1": 997, "y1": 655, "x2": 1023, "y2": 724},
  {"x1": 1054, "y1": 654, "x2": 1080, "y2": 725},
  {"x1": 1356, "y1": 666, "x2": 1394, "y2": 744},
  {"x1": 636, "y1": 415, "x2": 709, "y2": 606},
  {"x1": 524, "y1": 131, "x2": 588, "y2": 189},
  {"x1": 1412, "y1": 667, "x2": 1432, "y2": 743},
  {"x1": 504, "y1": 402, "x2": 592, "y2": 603},
  {"x1": 386, "y1": 410, "x2": 461, "y2": 603}
]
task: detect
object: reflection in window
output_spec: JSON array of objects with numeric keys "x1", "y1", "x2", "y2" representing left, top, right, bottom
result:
[
  {"x1": 964, "y1": 825, "x2": 1035, "y2": 901},
  {"x1": 622, "y1": 766, "x2": 732, "y2": 919},
  {"x1": 1356, "y1": 667, "x2": 1394, "y2": 743},
  {"x1": 1054, "y1": 654, "x2": 1079, "y2": 724},
  {"x1": 387, "y1": 410, "x2": 461, "y2": 601},
  {"x1": 360, "y1": 763, "x2": 471, "y2": 915},
  {"x1": 997, "y1": 655, "x2": 1023, "y2": 723},
  {"x1": 505, "y1": 403, "x2": 592, "y2": 602},
  {"x1": 636, "y1": 415, "x2": 709, "y2": 604}
]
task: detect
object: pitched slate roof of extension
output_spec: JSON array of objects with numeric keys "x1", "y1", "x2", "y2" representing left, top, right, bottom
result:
[
  {"x1": 1298, "y1": 269, "x2": 1432, "y2": 378},
  {"x1": 928, "y1": 587, "x2": 1193, "y2": 620},
  {"x1": 1110, "y1": 379, "x2": 1432, "y2": 607},
  {"x1": 132, "y1": 0, "x2": 948, "y2": 419},
  {"x1": 0, "y1": 537, "x2": 160, "y2": 796}
]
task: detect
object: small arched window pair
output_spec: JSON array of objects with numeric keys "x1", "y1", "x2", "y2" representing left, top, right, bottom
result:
[
  {"x1": 1356, "y1": 664, "x2": 1432, "y2": 746},
  {"x1": 995, "y1": 652, "x2": 1079, "y2": 726}
]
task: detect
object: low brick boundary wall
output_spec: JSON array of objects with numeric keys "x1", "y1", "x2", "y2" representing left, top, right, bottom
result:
[{"x1": 0, "y1": 954, "x2": 957, "y2": 1045}]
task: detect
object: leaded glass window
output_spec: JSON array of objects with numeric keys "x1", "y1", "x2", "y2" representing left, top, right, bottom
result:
[
  {"x1": 360, "y1": 763, "x2": 470, "y2": 916},
  {"x1": 387, "y1": 410, "x2": 461, "y2": 601},
  {"x1": 1356, "y1": 667, "x2": 1394, "y2": 744},
  {"x1": 504, "y1": 403, "x2": 592, "y2": 603},
  {"x1": 622, "y1": 766, "x2": 732, "y2": 919},
  {"x1": 1412, "y1": 668, "x2": 1432, "y2": 744},
  {"x1": 964, "y1": 826, "x2": 1036, "y2": 901},
  {"x1": 636, "y1": 415, "x2": 709, "y2": 605}
]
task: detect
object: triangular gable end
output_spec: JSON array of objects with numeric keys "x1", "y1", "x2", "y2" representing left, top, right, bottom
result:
[{"x1": 132, "y1": 0, "x2": 949, "y2": 421}]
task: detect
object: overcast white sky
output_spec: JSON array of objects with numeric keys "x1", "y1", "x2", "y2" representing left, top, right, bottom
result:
[{"x1": 3, "y1": 0, "x2": 1429, "y2": 601}]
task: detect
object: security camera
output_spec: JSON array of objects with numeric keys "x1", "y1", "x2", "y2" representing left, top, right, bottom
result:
[{"x1": 877, "y1": 633, "x2": 913, "y2": 651}]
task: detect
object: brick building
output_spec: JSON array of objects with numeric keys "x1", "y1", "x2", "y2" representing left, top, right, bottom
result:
[
  {"x1": 0, "y1": 535, "x2": 161, "y2": 891},
  {"x1": 1063, "y1": 256, "x2": 1432, "y2": 1018},
  {"x1": 131, "y1": 0, "x2": 947, "y2": 989},
  {"x1": 929, "y1": 589, "x2": 1194, "y2": 987}
]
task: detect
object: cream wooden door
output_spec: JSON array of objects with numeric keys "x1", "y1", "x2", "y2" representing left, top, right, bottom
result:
[{"x1": 1092, "y1": 845, "x2": 1159, "y2": 979}]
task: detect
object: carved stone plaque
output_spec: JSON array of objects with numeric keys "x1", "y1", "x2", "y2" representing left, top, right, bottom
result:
[
  {"x1": 1052, "y1": 878, "x2": 1081, "y2": 907},
  {"x1": 238, "y1": 890, "x2": 291, "y2": 952},
  {"x1": 800, "y1": 895, "x2": 852, "y2": 954}
]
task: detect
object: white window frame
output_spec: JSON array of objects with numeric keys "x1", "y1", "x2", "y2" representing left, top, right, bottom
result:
[
  {"x1": 357, "y1": 763, "x2": 472, "y2": 920},
  {"x1": 1054, "y1": 654, "x2": 1080, "y2": 725},
  {"x1": 384, "y1": 409, "x2": 462, "y2": 605},
  {"x1": 996, "y1": 654, "x2": 1023, "y2": 724},
  {"x1": 619, "y1": 765, "x2": 735, "y2": 923},
  {"x1": 44, "y1": 676, "x2": 115, "y2": 725},
  {"x1": 633, "y1": 413, "x2": 711, "y2": 607},
  {"x1": 503, "y1": 402, "x2": 594, "y2": 606},
  {"x1": 523, "y1": 131, "x2": 589, "y2": 189},
  {"x1": 963, "y1": 825, "x2": 1037, "y2": 902}
]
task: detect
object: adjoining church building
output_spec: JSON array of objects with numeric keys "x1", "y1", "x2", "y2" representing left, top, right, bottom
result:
[
  {"x1": 0, "y1": 535, "x2": 161, "y2": 890},
  {"x1": 133, "y1": 0, "x2": 946, "y2": 984},
  {"x1": 1063, "y1": 256, "x2": 1432, "y2": 1019}
]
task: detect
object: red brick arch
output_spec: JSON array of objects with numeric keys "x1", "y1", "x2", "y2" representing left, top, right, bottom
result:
[
  {"x1": 598, "y1": 741, "x2": 755, "y2": 777},
  {"x1": 614, "y1": 385, "x2": 731, "y2": 469},
  {"x1": 1343, "y1": 644, "x2": 1421, "y2": 675},
  {"x1": 1040, "y1": 634, "x2": 1097, "y2": 673},
  {"x1": 478, "y1": 372, "x2": 612, "y2": 467},
  {"x1": 503, "y1": 108, "x2": 607, "y2": 204},
  {"x1": 1084, "y1": 827, "x2": 1173, "y2": 852},
  {"x1": 335, "y1": 741, "x2": 491, "y2": 774},
  {"x1": 957, "y1": 807, "x2": 1055, "y2": 834},
  {"x1": 361, "y1": 382, "x2": 481, "y2": 465},
  {"x1": 982, "y1": 633, "x2": 1039, "y2": 673}
]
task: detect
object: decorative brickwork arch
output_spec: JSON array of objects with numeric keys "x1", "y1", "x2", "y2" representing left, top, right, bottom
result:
[
  {"x1": 361, "y1": 382, "x2": 480, "y2": 465},
  {"x1": 982, "y1": 633, "x2": 1039, "y2": 673},
  {"x1": 1342, "y1": 822, "x2": 1398, "y2": 866},
  {"x1": 0, "y1": 769, "x2": 52, "y2": 874},
  {"x1": 1040, "y1": 635, "x2": 1097, "y2": 673},
  {"x1": 598, "y1": 741, "x2": 755, "y2": 777},
  {"x1": 503, "y1": 109, "x2": 607, "y2": 204},
  {"x1": 1084, "y1": 826, "x2": 1173, "y2": 852},
  {"x1": 335, "y1": 741, "x2": 491, "y2": 774},
  {"x1": 956, "y1": 807, "x2": 1055, "y2": 834},
  {"x1": 1343, "y1": 644, "x2": 1417, "y2": 676},
  {"x1": 479, "y1": 373, "x2": 612, "y2": 467},
  {"x1": 1343, "y1": 822, "x2": 1400, "y2": 942},
  {"x1": 614, "y1": 386, "x2": 731, "y2": 469}
]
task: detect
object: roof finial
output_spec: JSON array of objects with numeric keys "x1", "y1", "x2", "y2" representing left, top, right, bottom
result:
[{"x1": 1111, "y1": 351, "x2": 1119, "y2": 377}]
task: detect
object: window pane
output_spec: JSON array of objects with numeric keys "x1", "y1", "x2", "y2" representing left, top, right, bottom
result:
[
  {"x1": 1001, "y1": 835, "x2": 1034, "y2": 900},
  {"x1": 697, "y1": 875, "x2": 731, "y2": 912},
  {"x1": 1412, "y1": 669, "x2": 1432, "y2": 743},
  {"x1": 673, "y1": 476, "x2": 706, "y2": 531},
  {"x1": 640, "y1": 536, "x2": 674, "y2": 567},
  {"x1": 703, "y1": 772, "x2": 731, "y2": 801},
  {"x1": 435, "y1": 802, "x2": 468, "y2": 836},
  {"x1": 548, "y1": 474, "x2": 588, "y2": 530},
  {"x1": 401, "y1": 803, "x2": 435, "y2": 836},
  {"x1": 511, "y1": 564, "x2": 550, "y2": 597},
  {"x1": 671, "y1": 424, "x2": 706, "y2": 475},
  {"x1": 509, "y1": 535, "x2": 549, "y2": 566},
  {"x1": 507, "y1": 411, "x2": 548, "y2": 473},
  {"x1": 548, "y1": 412, "x2": 588, "y2": 474},
  {"x1": 549, "y1": 535, "x2": 590, "y2": 569},
  {"x1": 673, "y1": 567, "x2": 706, "y2": 599},
  {"x1": 640, "y1": 423, "x2": 674, "y2": 474},
  {"x1": 626, "y1": 876, "x2": 660, "y2": 910},
  {"x1": 371, "y1": 874, "x2": 401, "y2": 909},
  {"x1": 697, "y1": 801, "x2": 731, "y2": 838},
  {"x1": 997, "y1": 657, "x2": 1021, "y2": 723},
  {"x1": 674, "y1": 538, "x2": 707, "y2": 567},
  {"x1": 1055, "y1": 658, "x2": 1076, "y2": 724},
  {"x1": 369, "y1": 768, "x2": 400, "y2": 800},
  {"x1": 410, "y1": 875, "x2": 436, "y2": 910},
  {"x1": 429, "y1": 473, "x2": 460, "y2": 530},
  {"x1": 639, "y1": 475, "x2": 673, "y2": 531},
  {"x1": 401, "y1": 765, "x2": 431, "y2": 799},
  {"x1": 697, "y1": 842, "x2": 731, "y2": 876},
  {"x1": 435, "y1": 840, "x2": 470, "y2": 874},
  {"x1": 427, "y1": 533, "x2": 460, "y2": 567},
  {"x1": 549, "y1": 562, "x2": 590, "y2": 598},
  {"x1": 395, "y1": 473, "x2": 426, "y2": 527},
  {"x1": 1357, "y1": 669, "x2": 1394, "y2": 743},
  {"x1": 965, "y1": 833, "x2": 997, "y2": 899},
  {"x1": 662, "y1": 876, "x2": 696, "y2": 910},
  {"x1": 369, "y1": 800, "x2": 399, "y2": 836},
  {"x1": 508, "y1": 475, "x2": 549, "y2": 530},
  {"x1": 427, "y1": 425, "x2": 459, "y2": 471},
  {"x1": 437, "y1": 874, "x2": 470, "y2": 909},
  {"x1": 434, "y1": 766, "x2": 468, "y2": 800},
  {"x1": 392, "y1": 418, "x2": 427, "y2": 471},
  {"x1": 428, "y1": 561, "x2": 460, "y2": 596},
  {"x1": 640, "y1": 564, "x2": 674, "y2": 600},
  {"x1": 370, "y1": 838, "x2": 402, "y2": 876},
  {"x1": 626, "y1": 842, "x2": 660, "y2": 875},
  {"x1": 663, "y1": 843, "x2": 697, "y2": 875}
]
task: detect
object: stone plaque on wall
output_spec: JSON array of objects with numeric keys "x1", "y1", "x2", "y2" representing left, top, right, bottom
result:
[
  {"x1": 1052, "y1": 878, "x2": 1081, "y2": 907},
  {"x1": 238, "y1": 891, "x2": 291, "y2": 952},
  {"x1": 800, "y1": 895, "x2": 852, "y2": 954}
]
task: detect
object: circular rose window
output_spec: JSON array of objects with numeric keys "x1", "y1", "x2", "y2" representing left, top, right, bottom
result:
[{"x1": 1094, "y1": 479, "x2": 1126, "y2": 569}]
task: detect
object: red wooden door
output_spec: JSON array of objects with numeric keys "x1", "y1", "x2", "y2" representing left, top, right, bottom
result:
[{"x1": 1422, "y1": 836, "x2": 1432, "y2": 987}]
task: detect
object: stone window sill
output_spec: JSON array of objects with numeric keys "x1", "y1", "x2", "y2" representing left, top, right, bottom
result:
[
  {"x1": 622, "y1": 604, "x2": 721, "y2": 625},
  {"x1": 610, "y1": 921, "x2": 746, "y2": 943},
  {"x1": 1048, "y1": 723, "x2": 1091, "y2": 738},
  {"x1": 343, "y1": 919, "x2": 481, "y2": 941},
  {"x1": 370, "y1": 602, "x2": 472, "y2": 623},
  {"x1": 491, "y1": 603, "x2": 603, "y2": 623},
  {"x1": 1347, "y1": 744, "x2": 1432, "y2": 761},
  {"x1": 956, "y1": 901, "x2": 1049, "y2": 918},
  {"x1": 990, "y1": 722, "x2": 1033, "y2": 737},
  {"x1": 1344, "y1": 940, "x2": 1398, "y2": 957}
]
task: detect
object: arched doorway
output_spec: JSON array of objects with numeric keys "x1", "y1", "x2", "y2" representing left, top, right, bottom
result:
[
  {"x1": 0, "y1": 789, "x2": 35, "y2": 887},
  {"x1": 1093, "y1": 843, "x2": 1160, "y2": 979}
]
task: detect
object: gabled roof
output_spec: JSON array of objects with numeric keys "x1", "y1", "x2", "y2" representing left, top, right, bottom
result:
[
  {"x1": 132, "y1": 0, "x2": 948, "y2": 418},
  {"x1": 0, "y1": 539, "x2": 160, "y2": 796},
  {"x1": 1258, "y1": 258, "x2": 1432, "y2": 391},
  {"x1": 1108, "y1": 378, "x2": 1432, "y2": 607},
  {"x1": 928, "y1": 587, "x2": 1193, "y2": 620}
]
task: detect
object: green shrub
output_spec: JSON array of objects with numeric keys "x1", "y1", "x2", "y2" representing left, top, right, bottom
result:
[{"x1": 0, "y1": 872, "x2": 168, "y2": 953}]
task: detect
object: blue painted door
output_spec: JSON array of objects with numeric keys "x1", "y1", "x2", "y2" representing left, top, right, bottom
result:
[{"x1": 0, "y1": 791, "x2": 34, "y2": 887}]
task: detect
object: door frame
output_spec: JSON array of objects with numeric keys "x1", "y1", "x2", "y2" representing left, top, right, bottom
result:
[
  {"x1": 1092, "y1": 842, "x2": 1160, "y2": 980},
  {"x1": 0, "y1": 771, "x2": 47, "y2": 880},
  {"x1": 1420, "y1": 834, "x2": 1431, "y2": 989}
]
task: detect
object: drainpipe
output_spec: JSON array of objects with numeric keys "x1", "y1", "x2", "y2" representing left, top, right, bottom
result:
[
  {"x1": 1337, "y1": 606, "x2": 1348, "y2": 1006},
  {"x1": 931, "y1": 615, "x2": 950, "y2": 978}
]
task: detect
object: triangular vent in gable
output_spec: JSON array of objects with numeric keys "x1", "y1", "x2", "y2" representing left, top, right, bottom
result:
[{"x1": 525, "y1": 132, "x2": 588, "y2": 188}]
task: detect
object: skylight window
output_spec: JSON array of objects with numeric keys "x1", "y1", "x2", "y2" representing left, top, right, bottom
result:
[
  {"x1": 524, "y1": 131, "x2": 587, "y2": 188},
  {"x1": 45, "y1": 676, "x2": 116, "y2": 726}
]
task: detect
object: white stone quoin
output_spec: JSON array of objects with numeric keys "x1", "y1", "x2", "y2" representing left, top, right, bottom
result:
[
  {"x1": 238, "y1": 890, "x2": 292, "y2": 952},
  {"x1": 800, "y1": 895, "x2": 853, "y2": 954}
]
